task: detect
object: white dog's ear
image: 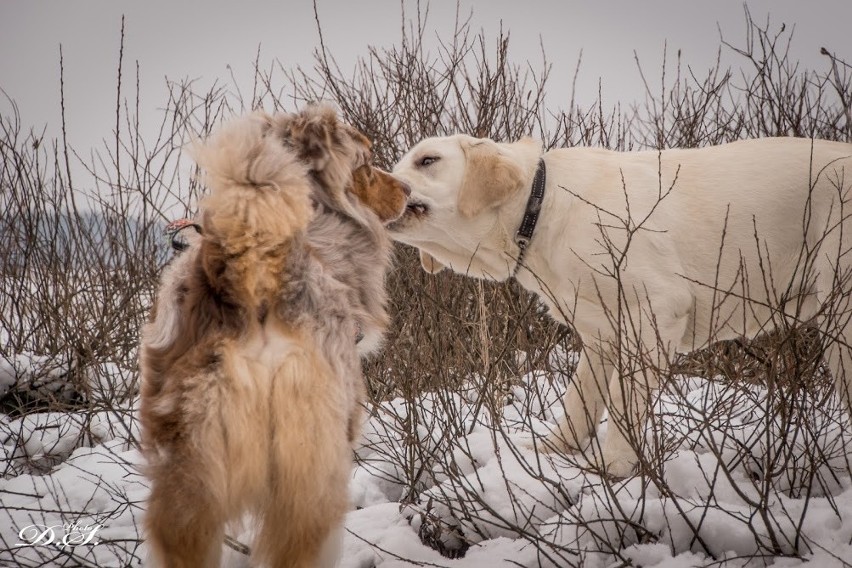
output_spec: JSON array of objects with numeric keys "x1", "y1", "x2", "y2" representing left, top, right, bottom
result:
[
  {"x1": 457, "y1": 139, "x2": 526, "y2": 218},
  {"x1": 419, "y1": 250, "x2": 445, "y2": 274}
]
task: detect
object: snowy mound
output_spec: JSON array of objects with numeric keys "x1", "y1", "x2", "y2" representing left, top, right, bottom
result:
[{"x1": 1, "y1": 361, "x2": 851, "y2": 567}]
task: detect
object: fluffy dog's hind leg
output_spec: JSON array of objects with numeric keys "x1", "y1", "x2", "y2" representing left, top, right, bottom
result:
[
  {"x1": 253, "y1": 350, "x2": 350, "y2": 568},
  {"x1": 145, "y1": 454, "x2": 227, "y2": 568}
]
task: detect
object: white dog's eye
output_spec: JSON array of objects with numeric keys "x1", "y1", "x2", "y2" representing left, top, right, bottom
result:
[{"x1": 418, "y1": 156, "x2": 439, "y2": 167}]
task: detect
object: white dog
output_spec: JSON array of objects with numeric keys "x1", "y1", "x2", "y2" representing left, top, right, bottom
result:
[{"x1": 389, "y1": 135, "x2": 852, "y2": 477}]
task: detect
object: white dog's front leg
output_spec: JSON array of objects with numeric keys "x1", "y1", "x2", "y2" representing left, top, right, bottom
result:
[
  {"x1": 545, "y1": 351, "x2": 612, "y2": 452},
  {"x1": 599, "y1": 352, "x2": 661, "y2": 478}
]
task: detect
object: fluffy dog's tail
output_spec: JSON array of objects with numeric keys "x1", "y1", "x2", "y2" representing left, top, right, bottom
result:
[{"x1": 191, "y1": 113, "x2": 313, "y2": 308}]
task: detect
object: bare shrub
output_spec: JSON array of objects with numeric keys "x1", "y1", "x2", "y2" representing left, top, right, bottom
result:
[
  {"x1": 0, "y1": 4, "x2": 850, "y2": 567},
  {"x1": 295, "y1": 5, "x2": 852, "y2": 566}
]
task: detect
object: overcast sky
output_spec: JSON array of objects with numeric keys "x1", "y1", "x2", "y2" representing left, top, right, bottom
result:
[{"x1": 2, "y1": 1, "x2": 850, "y2": 154}]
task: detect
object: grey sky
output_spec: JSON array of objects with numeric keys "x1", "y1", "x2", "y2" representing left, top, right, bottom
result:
[{"x1": 2, "y1": 1, "x2": 850, "y2": 153}]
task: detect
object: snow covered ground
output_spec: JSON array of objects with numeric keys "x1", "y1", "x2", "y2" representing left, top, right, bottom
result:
[{"x1": 2, "y1": 352, "x2": 851, "y2": 567}]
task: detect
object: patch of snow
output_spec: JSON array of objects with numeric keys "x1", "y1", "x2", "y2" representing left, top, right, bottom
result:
[{"x1": 1, "y1": 361, "x2": 850, "y2": 567}]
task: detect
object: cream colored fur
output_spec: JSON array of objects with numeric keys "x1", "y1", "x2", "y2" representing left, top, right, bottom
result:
[{"x1": 390, "y1": 134, "x2": 852, "y2": 477}]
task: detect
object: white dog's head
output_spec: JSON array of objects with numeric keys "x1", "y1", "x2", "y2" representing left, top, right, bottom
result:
[{"x1": 389, "y1": 134, "x2": 542, "y2": 279}]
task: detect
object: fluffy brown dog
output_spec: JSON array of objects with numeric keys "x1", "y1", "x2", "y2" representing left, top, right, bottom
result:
[{"x1": 140, "y1": 106, "x2": 407, "y2": 567}]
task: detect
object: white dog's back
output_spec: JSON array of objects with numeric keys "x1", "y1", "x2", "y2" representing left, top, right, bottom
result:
[{"x1": 542, "y1": 137, "x2": 851, "y2": 348}]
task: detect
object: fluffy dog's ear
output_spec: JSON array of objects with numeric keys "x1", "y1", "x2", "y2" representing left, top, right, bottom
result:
[
  {"x1": 420, "y1": 250, "x2": 445, "y2": 274},
  {"x1": 457, "y1": 139, "x2": 526, "y2": 218},
  {"x1": 275, "y1": 105, "x2": 371, "y2": 172},
  {"x1": 286, "y1": 106, "x2": 337, "y2": 171}
]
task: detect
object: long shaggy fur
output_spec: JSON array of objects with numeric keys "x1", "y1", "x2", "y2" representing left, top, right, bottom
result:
[{"x1": 140, "y1": 105, "x2": 407, "y2": 568}]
